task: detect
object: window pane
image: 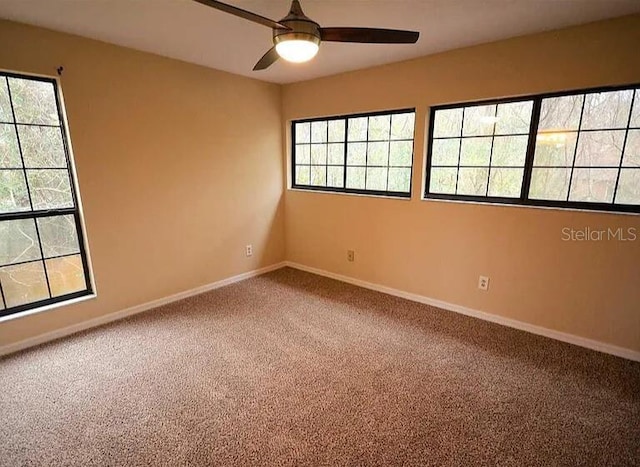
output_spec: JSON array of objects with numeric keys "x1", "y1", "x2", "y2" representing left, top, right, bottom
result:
[
  {"x1": 391, "y1": 113, "x2": 414, "y2": 140},
  {"x1": 365, "y1": 167, "x2": 387, "y2": 191},
  {"x1": 574, "y1": 130, "x2": 625, "y2": 167},
  {"x1": 45, "y1": 254, "x2": 86, "y2": 297},
  {"x1": 0, "y1": 124, "x2": 21, "y2": 168},
  {"x1": 295, "y1": 144, "x2": 310, "y2": 164},
  {"x1": 328, "y1": 120, "x2": 345, "y2": 142},
  {"x1": 529, "y1": 168, "x2": 571, "y2": 201},
  {"x1": 8, "y1": 78, "x2": 59, "y2": 125},
  {"x1": 368, "y1": 115, "x2": 390, "y2": 141},
  {"x1": 347, "y1": 117, "x2": 367, "y2": 141},
  {"x1": 310, "y1": 166, "x2": 326, "y2": 186},
  {"x1": 615, "y1": 169, "x2": 640, "y2": 205},
  {"x1": 347, "y1": 142, "x2": 366, "y2": 165},
  {"x1": 367, "y1": 142, "x2": 389, "y2": 166},
  {"x1": 0, "y1": 72, "x2": 90, "y2": 315},
  {"x1": 488, "y1": 168, "x2": 524, "y2": 198},
  {"x1": 533, "y1": 132, "x2": 578, "y2": 167},
  {"x1": 311, "y1": 121, "x2": 327, "y2": 143},
  {"x1": 293, "y1": 110, "x2": 414, "y2": 196},
  {"x1": 460, "y1": 137, "x2": 491, "y2": 166},
  {"x1": 581, "y1": 90, "x2": 633, "y2": 130},
  {"x1": 295, "y1": 122, "x2": 310, "y2": 143},
  {"x1": 622, "y1": 130, "x2": 640, "y2": 167},
  {"x1": 327, "y1": 166, "x2": 344, "y2": 188},
  {"x1": 390, "y1": 141, "x2": 413, "y2": 167},
  {"x1": 495, "y1": 101, "x2": 533, "y2": 135},
  {"x1": 346, "y1": 167, "x2": 365, "y2": 189},
  {"x1": 491, "y1": 135, "x2": 528, "y2": 167},
  {"x1": 295, "y1": 165, "x2": 310, "y2": 185},
  {"x1": 327, "y1": 143, "x2": 344, "y2": 165},
  {"x1": 0, "y1": 261, "x2": 49, "y2": 308},
  {"x1": 539, "y1": 95, "x2": 583, "y2": 131},
  {"x1": 17, "y1": 125, "x2": 66, "y2": 168},
  {"x1": 427, "y1": 87, "x2": 639, "y2": 212},
  {"x1": 457, "y1": 168, "x2": 489, "y2": 195},
  {"x1": 568, "y1": 168, "x2": 618, "y2": 203},
  {"x1": 310, "y1": 144, "x2": 327, "y2": 165},
  {"x1": 431, "y1": 139, "x2": 460, "y2": 166},
  {"x1": 388, "y1": 168, "x2": 411, "y2": 193},
  {"x1": 37, "y1": 215, "x2": 80, "y2": 258},
  {"x1": 462, "y1": 105, "x2": 496, "y2": 136},
  {"x1": 430, "y1": 168, "x2": 457, "y2": 194},
  {"x1": 0, "y1": 78, "x2": 13, "y2": 123},
  {"x1": 0, "y1": 170, "x2": 30, "y2": 214},
  {"x1": 27, "y1": 169, "x2": 74, "y2": 210},
  {"x1": 0, "y1": 218, "x2": 41, "y2": 266},
  {"x1": 433, "y1": 108, "x2": 462, "y2": 138}
]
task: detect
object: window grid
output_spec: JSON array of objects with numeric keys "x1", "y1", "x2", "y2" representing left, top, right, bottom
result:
[
  {"x1": 431, "y1": 101, "x2": 532, "y2": 199},
  {"x1": 364, "y1": 116, "x2": 369, "y2": 189},
  {"x1": 385, "y1": 114, "x2": 393, "y2": 190},
  {"x1": 3, "y1": 78, "x2": 54, "y2": 305},
  {"x1": 425, "y1": 83, "x2": 640, "y2": 214},
  {"x1": 485, "y1": 105, "x2": 498, "y2": 197},
  {"x1": 0, "y1": 72, "x2": 92, "y2": 317},
  {"x1": 614, "y1": 90, "x2": 637, "y2": 202},
  {"x1": 531, "y1": 90, "x2": 637, "y2": 205},
  {"x1": 292, "y1": 108, "x2": 415, "y2": 198},
  {"x1": 564, "y1": 95, "x2": 585, "y2": 203},
  {"x1": 454, "y1": 108, "x2": 465, "y2": 193}
]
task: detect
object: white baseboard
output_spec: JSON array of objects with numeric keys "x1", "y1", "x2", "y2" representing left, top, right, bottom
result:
[
  {"x1": 0, "y1": 262, "x2": 287, "y2": 358},
  {"x1": 4, "y1": 260, "x2": 638, "y2": 362},
  {"x1": 284, "y1": 261, "x2": 640, "y2": 362}
]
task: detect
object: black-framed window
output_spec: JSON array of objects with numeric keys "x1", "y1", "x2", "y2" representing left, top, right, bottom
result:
[
  {"x1": 292, "y1": 109, "x2": 415, "y2": 197},
  {"x1": 425, "y1": 84, "x2": 640, "y2": 213},
  {"x1": 0, "y1": 71, "x2": 92, "y2": 318}
]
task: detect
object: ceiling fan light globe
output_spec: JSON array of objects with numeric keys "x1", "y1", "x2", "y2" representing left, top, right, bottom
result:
[
  {"x1": 275, "y1": 39, "x2": 319, "y2": 62},
  {"x1": 274, "y1": 31, "x2": 321, "y2": 63}
]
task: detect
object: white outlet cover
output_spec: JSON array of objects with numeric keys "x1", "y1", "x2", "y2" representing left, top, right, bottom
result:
[{"x1": 478, "y1": 276, "x2": 490, "y2": 291}]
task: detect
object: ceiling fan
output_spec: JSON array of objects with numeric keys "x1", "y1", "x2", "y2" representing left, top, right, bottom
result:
[{"x1": 193, "y1": 0, "x2": 420, "y2": 70}]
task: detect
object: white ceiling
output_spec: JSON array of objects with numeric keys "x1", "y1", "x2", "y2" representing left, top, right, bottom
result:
[{"x1": 1, "y1": 0, "x2": 639, "y2": 84}]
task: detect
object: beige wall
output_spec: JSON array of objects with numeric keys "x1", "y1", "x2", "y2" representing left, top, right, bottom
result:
[
  {"x1": 0, "y1": 20, "x2": 285, "y2": 347},
  {"x1": 1, "y1": 15, "x2": 639, "y2": 355},
  {"x1": 282, "y1": 15, "x2": 640, "y2": 352}
]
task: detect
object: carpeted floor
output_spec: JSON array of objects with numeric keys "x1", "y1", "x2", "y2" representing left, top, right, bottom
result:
[{"x1": 1, "y1": 267, "x2": 639, "y2": 466}]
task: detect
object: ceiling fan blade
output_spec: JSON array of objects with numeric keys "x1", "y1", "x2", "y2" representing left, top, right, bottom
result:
[
  {"x1": 253, "y1": 47, "x2": 280, "y2": 71},
  {"x1": 193, "y1": 0, "x2": 290, "y2": 30},
  {"x1": 320, "y1": 27, "x2": 419, "y2": 44}
]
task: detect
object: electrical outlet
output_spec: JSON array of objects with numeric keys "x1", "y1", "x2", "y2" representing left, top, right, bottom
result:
[
  {"x1": 478, "y1": 275, "x2": 489, "y2": 291},
  {"x1": 246, "y1": 244, "x2": 253, "y2": 257},
  {"x1": 347, "y1": 250, "x2": 355, "y2": 262}
]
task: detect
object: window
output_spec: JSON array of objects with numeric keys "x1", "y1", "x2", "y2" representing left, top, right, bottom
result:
[
  {"x1": 0, "y1": 71, "x2": 92, "y2": 317},
  {"x1": 292, "y1": 109, "x2": 415, "y2": 197},
  {"x1": 425, "y1": 84, "x2": 640, "y2": 213}
]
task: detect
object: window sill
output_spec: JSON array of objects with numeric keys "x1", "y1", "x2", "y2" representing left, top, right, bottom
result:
[
  {"x1": 0, "y1": 293, "x2": 97, "y2": 324},
  {"x1": 289, "y1": 187, "x2": 412, "y2": 201},
  {"x1": 421, "y1": 196, "x2": 640, "y2": 217}
]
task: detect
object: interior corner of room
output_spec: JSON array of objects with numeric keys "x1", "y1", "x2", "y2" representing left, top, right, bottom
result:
[{"x1": 0, "y1": 2, "x2": 639, "y2": 464}]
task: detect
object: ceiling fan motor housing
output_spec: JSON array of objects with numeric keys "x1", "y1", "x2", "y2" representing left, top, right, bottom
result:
[{"x1": 273, "y1": 20, "x2": 321, "y2": 48}]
